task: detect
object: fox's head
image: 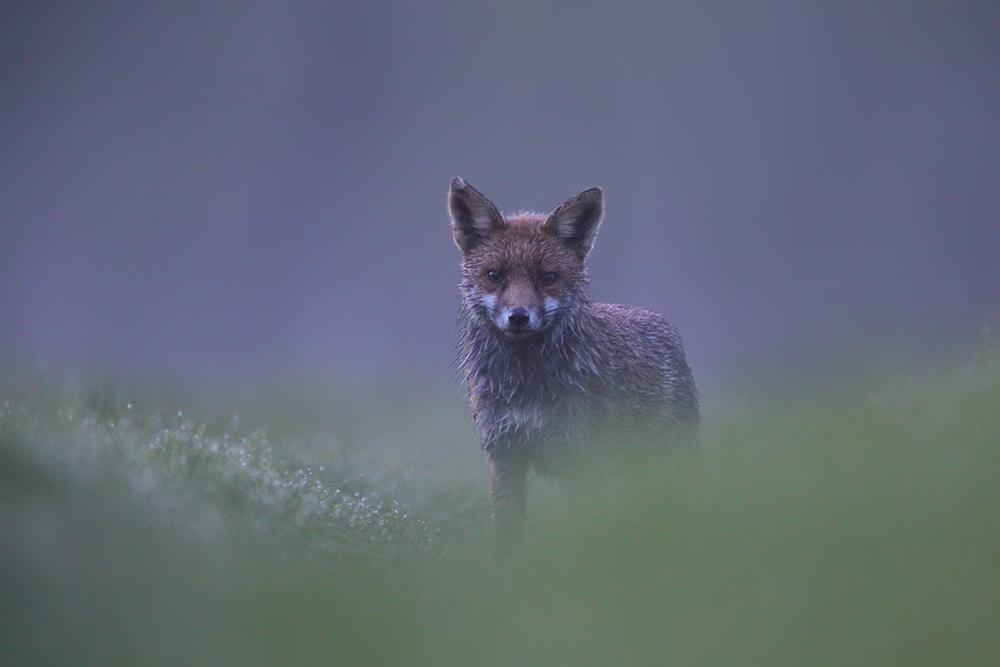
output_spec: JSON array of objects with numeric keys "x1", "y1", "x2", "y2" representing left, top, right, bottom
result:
[{"x1": 450, "y1": 178, "x2": 603, "y2": 340}]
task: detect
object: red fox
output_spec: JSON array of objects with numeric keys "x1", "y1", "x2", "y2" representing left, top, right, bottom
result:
[{"x1": 449, "y1": 178, "x2": 699, "y2": 539}]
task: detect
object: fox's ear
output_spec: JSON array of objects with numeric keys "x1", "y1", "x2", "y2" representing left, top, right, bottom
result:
[
  {"x1": 543, "y1": 187, "x2": 604, "y2": 258},
  {"x1": 449, "y1": 177, "x2": 505, "y2": 253}
]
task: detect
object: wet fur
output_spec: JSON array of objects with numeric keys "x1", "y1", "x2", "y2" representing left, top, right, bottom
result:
[{"x1": 450, "y1": 178, "x2": 699, "y2": 539}]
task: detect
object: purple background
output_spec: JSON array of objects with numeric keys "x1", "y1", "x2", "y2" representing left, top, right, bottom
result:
[{"x1": 2, "y1": 1, "x2": 998, "y2": 394}]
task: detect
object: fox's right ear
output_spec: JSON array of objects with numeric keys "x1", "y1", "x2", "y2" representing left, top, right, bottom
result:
[{"x1": 449, "y1": 177, "x2": 505, "y2": 253}]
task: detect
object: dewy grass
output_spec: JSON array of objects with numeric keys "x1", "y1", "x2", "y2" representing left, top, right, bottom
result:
[{"x1": 1, "y1": 344, "x2": 998, "y2": 666}]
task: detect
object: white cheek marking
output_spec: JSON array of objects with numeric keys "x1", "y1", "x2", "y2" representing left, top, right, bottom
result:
[
  {"x1": 544, "y1": 297, "x2": 560, "y2": 315},
  {"x1": 480, "y1": 293, "x2": 497, "y2": 311}
]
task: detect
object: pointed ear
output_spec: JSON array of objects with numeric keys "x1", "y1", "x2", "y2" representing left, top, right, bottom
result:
[
  {"x1": 543, "y1": 187, "x2": 604, "y2": 258},
  {"x1": 449, "y1": 177, "x2": 505, "y2": 253}
]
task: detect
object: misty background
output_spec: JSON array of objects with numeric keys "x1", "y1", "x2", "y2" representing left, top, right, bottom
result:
[{"x1": 2, "y1": 1, "x2": 998, "y2": 397}]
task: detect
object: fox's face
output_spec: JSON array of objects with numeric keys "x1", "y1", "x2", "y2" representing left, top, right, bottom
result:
[{"x1": 450, "y1": 179, "x2": 603, "y2": 340}]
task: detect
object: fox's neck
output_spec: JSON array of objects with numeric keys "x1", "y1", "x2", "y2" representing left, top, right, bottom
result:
[{"x1": 458, "y1": 303, "x2": 598, "y2": 398}]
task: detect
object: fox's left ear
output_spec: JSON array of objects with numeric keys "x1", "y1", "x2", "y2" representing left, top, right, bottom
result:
[{"x1": 543, "y1": 187, "x2": 604, "y2": 259}]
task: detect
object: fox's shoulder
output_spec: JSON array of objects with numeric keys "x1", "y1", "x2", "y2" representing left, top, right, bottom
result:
[
  {"x1": 583, "y1": 302, "x2": 686, "y2": 361},
  {"x1": 588, "y1": 302, "x2": 678, "y2": 335}
]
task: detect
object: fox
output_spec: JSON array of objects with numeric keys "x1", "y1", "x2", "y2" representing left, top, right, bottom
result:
[{"x1": 449, "y1": 177, "x2": 699, "y2": 540}]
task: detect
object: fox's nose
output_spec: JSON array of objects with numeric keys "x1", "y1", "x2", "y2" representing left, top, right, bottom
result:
[{"x1": 507, "y1": 308, "x2": 530, "y2": 328}]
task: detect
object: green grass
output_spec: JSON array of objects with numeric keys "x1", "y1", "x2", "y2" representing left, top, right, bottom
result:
[{"x1": 2, "y1": 345, "x2": 999, "y2": 666}]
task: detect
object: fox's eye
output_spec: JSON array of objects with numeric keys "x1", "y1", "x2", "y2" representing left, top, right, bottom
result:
[
  {"x1": 487, "y1": 270, "x2": 505, "y2": 284},
  {"x1": 539, "y1": 272, "x2": 558, "y2": 286}
]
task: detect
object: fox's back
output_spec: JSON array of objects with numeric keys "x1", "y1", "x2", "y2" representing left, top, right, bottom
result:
[{"x1": 581, "y1": 303, "x2": 698, "y2": 428}]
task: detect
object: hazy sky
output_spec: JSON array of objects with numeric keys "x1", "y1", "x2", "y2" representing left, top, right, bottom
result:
[{"x1": 2, "y1": 1, "x2": 998, "y2": 393}]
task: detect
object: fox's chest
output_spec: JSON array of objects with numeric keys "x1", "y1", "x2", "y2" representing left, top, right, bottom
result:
[{"x1": 473, "y1": 376, "x2": 598, "y2": 443}]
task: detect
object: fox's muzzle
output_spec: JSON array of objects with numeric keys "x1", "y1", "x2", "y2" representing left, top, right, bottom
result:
[{"x1": 497, "y1": 305, "x2": 541, "y2": 339}]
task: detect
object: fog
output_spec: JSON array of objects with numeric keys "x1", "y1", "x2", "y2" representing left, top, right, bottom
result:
[{"x1": 2, "y1": 1, "x2": 998, "y2": 394}]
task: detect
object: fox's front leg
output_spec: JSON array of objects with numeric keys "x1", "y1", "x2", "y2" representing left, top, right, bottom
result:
[{"x1": 488, "y1": 453, "x2": 527, "y2": 543}]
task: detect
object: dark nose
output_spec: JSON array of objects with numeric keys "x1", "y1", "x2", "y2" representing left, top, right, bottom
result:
[{"x1": 508, "y1": 308, "x2": 530, "y2": 328}]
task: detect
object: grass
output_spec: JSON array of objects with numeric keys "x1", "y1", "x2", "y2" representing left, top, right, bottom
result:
[{"x1": 1, "y1": 344, "x2": 998, "y2": 666}]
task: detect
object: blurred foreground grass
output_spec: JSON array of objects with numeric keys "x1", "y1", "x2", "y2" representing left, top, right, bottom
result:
[{"x1": 2, "y1": 346, "x2": 998, "y2": 666}]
